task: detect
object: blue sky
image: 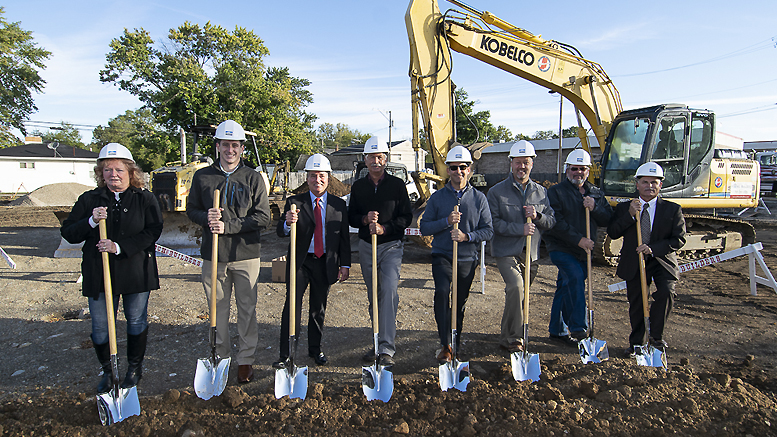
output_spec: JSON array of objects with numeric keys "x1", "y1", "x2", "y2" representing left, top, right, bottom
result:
[{"x1": 6, "y1": 0, "x2": 777, "y2": 145}]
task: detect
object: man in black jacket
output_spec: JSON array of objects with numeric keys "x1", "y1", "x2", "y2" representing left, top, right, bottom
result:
[
  {"x1": 349, "y1": 136, "x2": 412, "y2": 367},
  {"x1": 544, "y1": 149, "x2": 612, "y2": 345},
  {"x1": 607, "y1": 162, "x2": 686, "y2": 356},
  {"x1": 273, "y1": 154, "x2": 351, "y2": 368},
  {"x1": 187, "y1": 120, "x2": 271, "y2": 383}
]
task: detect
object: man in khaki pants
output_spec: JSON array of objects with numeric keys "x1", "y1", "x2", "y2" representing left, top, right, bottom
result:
[
  {"x1": 187, "y1": 120, "x2": 271, "y2": 384},
  {"x1": 486, "y1": 140, "x2": 555, "y2": 353}
]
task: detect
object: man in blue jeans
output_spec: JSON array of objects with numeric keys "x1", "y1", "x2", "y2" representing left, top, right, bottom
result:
[{"x1": 543, "y1": 150, "x2": 612, "y2": 345}]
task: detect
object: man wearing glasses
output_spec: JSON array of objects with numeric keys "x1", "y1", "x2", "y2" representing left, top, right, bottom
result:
[
  {"x1": 420, "y1": 145, "x2": 493, "y2": 364},
  {"x1": 486, "y1": 140, "x2": 555, "y2": 353},
  {"x1": 543, "y1": 149, "x2": 612, "y2": 346}
]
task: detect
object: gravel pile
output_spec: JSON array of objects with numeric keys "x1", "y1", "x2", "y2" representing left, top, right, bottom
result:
[{"x1": 9, "y1": 183, "x2": 94, "y2": 207}]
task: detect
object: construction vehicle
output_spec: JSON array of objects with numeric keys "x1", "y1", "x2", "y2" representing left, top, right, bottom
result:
[
  {"x1": 756, "y1": 151, "x2": 777, "y2": 195},
  {"x1": 149, "y1": 126, "x2": 273, "y2": 255},
  {"x1": 406, "y1": 0, "x2": 759, "y2": 262}
]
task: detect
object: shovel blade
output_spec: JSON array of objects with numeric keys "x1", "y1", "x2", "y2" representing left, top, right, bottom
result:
[
  {"x1": 579, "y1": 337, "x2": 609, "y2": 364},
  {"x1": 274, "y1": 365, "x2": 308, "y2": 400},
  {"x1": 511, "y1": 351, "x2": 541, "y2": 382},
  {"x1": 439, "y1": 360, "x2": 470, "y2": 392},
  {"x1": 362, "y1": 365, "x2": 394, "y2": 402},
  {"x1": 96, "y1": 386, "x2": 140, "y2": 426},
  {"x1": 194, "y1": 356, "x2": 231, "y2": 400},
  {"x1": 634, "y1": 345, "x2": 667, "y2": 369}
]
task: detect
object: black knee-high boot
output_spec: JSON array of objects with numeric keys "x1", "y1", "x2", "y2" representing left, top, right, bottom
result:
[
  {"x1": 121, "y1": 328, "x2": 148, "y2": 389},
  {"x1": 93, "y1": 340, "x2": 113, "y2": 394}
]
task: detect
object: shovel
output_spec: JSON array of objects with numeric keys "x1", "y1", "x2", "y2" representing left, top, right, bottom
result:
[
  {"x1": 439, "y1": 205, "x2": 470, "y2": 392},
  {"x1": 96, "y1": 219, "x2": 141, "y2": 425},
  {"x1": 362, "y1": 233, "x2": 394, "y2": 402},
  {"x1": 578, "y1": 208, "x2": 609, "y2": 364},
  {"x1": 633, "y1": 207, "x2": 668, "y2": 369},
  {"x1": 195, "y1": 189, "x2": 231, "y2": 400},
  {"x1": 511, "y1": 216, "x2": 541, "y2": 382},
  {"x1": 275, "y1": 204, "x2": 308, "y2": 399}
]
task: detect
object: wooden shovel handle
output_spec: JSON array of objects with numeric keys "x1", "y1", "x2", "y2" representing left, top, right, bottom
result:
[
  {"x1": 371, "y1": 233, "x2": 379, "y2": 334},
  {"x1": 634, "y1": 209, "x2": 650, "y2": 318},
  {"x1": 523, "y1": 216, "x2": 532, "y2": 325},
  {"x1": 451, "y1": 206, "x2": 459, "y2": 332},
  {"x1": 209, "y1": 190, "x2": 220, "y2": 329},
  {"x1": 585, "y1": 209, "x2": 593, "y2": 310},
  {"x1": 99, "y1": 219, "x2": 118, "y2": 356},
  {"x1": 289, "y1": 204, "x2": 297, "y2": 336}
]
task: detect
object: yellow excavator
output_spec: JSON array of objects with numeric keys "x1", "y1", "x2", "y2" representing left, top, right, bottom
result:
[{"x1": 406, "y1": 0, "x2": 759, "y2": 262}]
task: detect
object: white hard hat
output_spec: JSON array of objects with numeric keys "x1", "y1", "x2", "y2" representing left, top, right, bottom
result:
[
  {"x1": 304, "y1": 153, "x2": 332, "y2": 172},
  {"x1": 565, "y1": 149, "x2": 592, "y2": 166},
  {"x1": 445, "y1": 145, "x2": 473, "y2": 164},
  {"x1": 363, "y1": 135, "x2": 390, "y2": 155},
  {"x1": 635, "y1": 162, "x2": 664, "y2": 179},
  {"x1": 509, "y1": 140, "x2": 536, "y2": 158},
  {"x1": 98, "y1": 143, "x2": 134, "y2": 162},
  {"x1": 214, "y1": 120, "x2": 246, "y2": 141}
]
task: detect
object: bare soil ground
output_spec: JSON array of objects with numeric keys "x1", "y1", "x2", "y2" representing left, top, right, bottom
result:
[{"x1": 0, "y1": 202, "x2": 776, "y2": 436}]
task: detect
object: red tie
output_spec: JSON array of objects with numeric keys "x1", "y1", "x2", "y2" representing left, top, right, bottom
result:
[{"x1": 314, "y1": 198, "x2": 324, "y2": 258}]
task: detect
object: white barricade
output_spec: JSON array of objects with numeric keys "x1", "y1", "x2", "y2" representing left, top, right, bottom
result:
[
  {"x1": 608, "y1": 243, "x2": 777, "y2": 296},
  {"x1": 155, "y1": 244, "x2": 202, "y2": 267},
  {"x1": 0, "y1": 246, "x2": 16, "y2": 269}
]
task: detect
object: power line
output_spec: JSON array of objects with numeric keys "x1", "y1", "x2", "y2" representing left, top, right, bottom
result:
[
  {"x1": 617, "y1": 36, "x2": 776, "y2": 77},
  {"x1": 718, "y1": 103, "x2": 777, "y2": 118}
]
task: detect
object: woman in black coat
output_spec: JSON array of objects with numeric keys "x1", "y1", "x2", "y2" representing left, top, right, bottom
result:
[{"x1": 61, "y1": 143, "x2": 163, "y2": 394}]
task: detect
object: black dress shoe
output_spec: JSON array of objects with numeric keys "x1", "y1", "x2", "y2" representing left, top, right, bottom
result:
[
  {"x1": 362, "y1": 348, "x2": 376, "y2": 362},
  {"x1": 310, "y1": 352, "x2": 327, "y2": 366},
  {"x1": 624, "y1": 346, "x2": 636, "y2": 358},
  {"x1": 378, "y1": 353, "x2": 395, "y2": 367},
  {"x1": 549, "y1": 334, "x2": 578, "y2": 347},
  {"x1": 651, "y1": 338, "x2": 668, "y2": 348},
  {"x1": 272, "y1": 358, "x2": 288, "y2": 370},
  {"x1": 570, "y1": 330, "x2": 588, "y2": 341}
]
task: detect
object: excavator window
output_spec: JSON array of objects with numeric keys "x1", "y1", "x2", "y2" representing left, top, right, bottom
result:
[
  {"x1": 650, "y1": 116, "x2": 686, "y2": 187},
  {"x1": 601, "y1": 118, "x2": 649, "y2": 195},
  {"x1": 688, "y1": 114, "x2": 714, "y2": 175}
]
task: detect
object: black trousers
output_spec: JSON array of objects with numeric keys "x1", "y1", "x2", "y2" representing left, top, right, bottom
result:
[
  {"x1": 279, "y1": 254, "x2": 330, "y2": 358},
  {"x1": 625, "y1": 258, "x2": 676, "y2": 346},
  {"x1": 431, "y1": 254, "x2": 478, "y2": 349}
]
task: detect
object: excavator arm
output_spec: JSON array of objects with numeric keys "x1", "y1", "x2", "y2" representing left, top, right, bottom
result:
[{"x1": 406, "y1": 0, "x2": 623, "y2": 183}]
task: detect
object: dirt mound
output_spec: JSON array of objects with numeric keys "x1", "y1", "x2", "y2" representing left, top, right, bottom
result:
[
  {"x1": 9, "y1": 183, "x2": 93, "y2": 207},
  {"x1": 1, "y1": 358, "x2": 774, "y2": 436}
]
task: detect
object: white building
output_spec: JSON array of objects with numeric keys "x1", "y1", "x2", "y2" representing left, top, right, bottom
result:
[{"x1": 0, "y1": 142, "x2": 98, "y2": 193}]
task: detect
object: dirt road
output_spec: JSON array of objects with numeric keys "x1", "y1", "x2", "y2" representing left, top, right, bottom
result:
[{"x1": 0, "y1": 205, "x2": 776, "y2": 436}]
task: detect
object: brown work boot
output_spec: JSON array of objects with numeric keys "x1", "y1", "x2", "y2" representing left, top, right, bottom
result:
[
  {"x1": 237, "y1": 365, "x2": 254, "y2": 383},
  {"x1": 436, "y1": 346, "x2": 452, "y2": 364}
]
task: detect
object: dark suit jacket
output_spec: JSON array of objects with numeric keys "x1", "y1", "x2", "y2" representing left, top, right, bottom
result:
[
  {"x1": 276, "y1": 191, "x2": 351, "y2": 285},
  {"x1": 607, "y1": 197, "x2": 686, "y2": 281}
]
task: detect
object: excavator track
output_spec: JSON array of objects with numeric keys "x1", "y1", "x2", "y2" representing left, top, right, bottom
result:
[{"x1": 594, "y1": 214, "x2": 756, "y2": 266}]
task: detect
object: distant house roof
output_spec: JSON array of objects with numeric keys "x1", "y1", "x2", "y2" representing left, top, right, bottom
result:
[
  {"x1": 482, "y1": 136, "x2": 601, "y2": 154},
  {"x1": 0, "y1": 143, "x2": 98, "y2": 159},
  {"x1": 330, "y1": 140, "x2": 410, "y2": 156}
]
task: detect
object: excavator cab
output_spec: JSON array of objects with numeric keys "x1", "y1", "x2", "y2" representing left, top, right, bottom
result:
[{"x1": 600, "y1": 104, "x2": 716, "y2": 200}]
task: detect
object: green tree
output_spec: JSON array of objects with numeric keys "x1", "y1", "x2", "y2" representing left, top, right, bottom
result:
[
  {"x1": 91, "y1": 109, "x2": 179, "y2": 172},
  {"x1": 31, "y1": 122, "x2": 85, "y2": 149},
  {"x1": 99, "y1": 22, "x2": 316, "y2": 164},
  {"x1": 0, "y1": 7, "x2": 51, "y2": 144},
  {"x1": 454, "y1": 88, "x2": 496, "y2": 144},
  {"x1": 315, "y1": 122, "x2": 371, "y2": 151}
]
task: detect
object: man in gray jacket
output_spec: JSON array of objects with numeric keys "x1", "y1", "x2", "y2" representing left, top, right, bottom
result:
[
  {"x1": 187, "y1": 120, "x2": 271, "y2": 384},
  {"x1": 486, "y1": 140, "x2": 555, "y2": 353}
]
